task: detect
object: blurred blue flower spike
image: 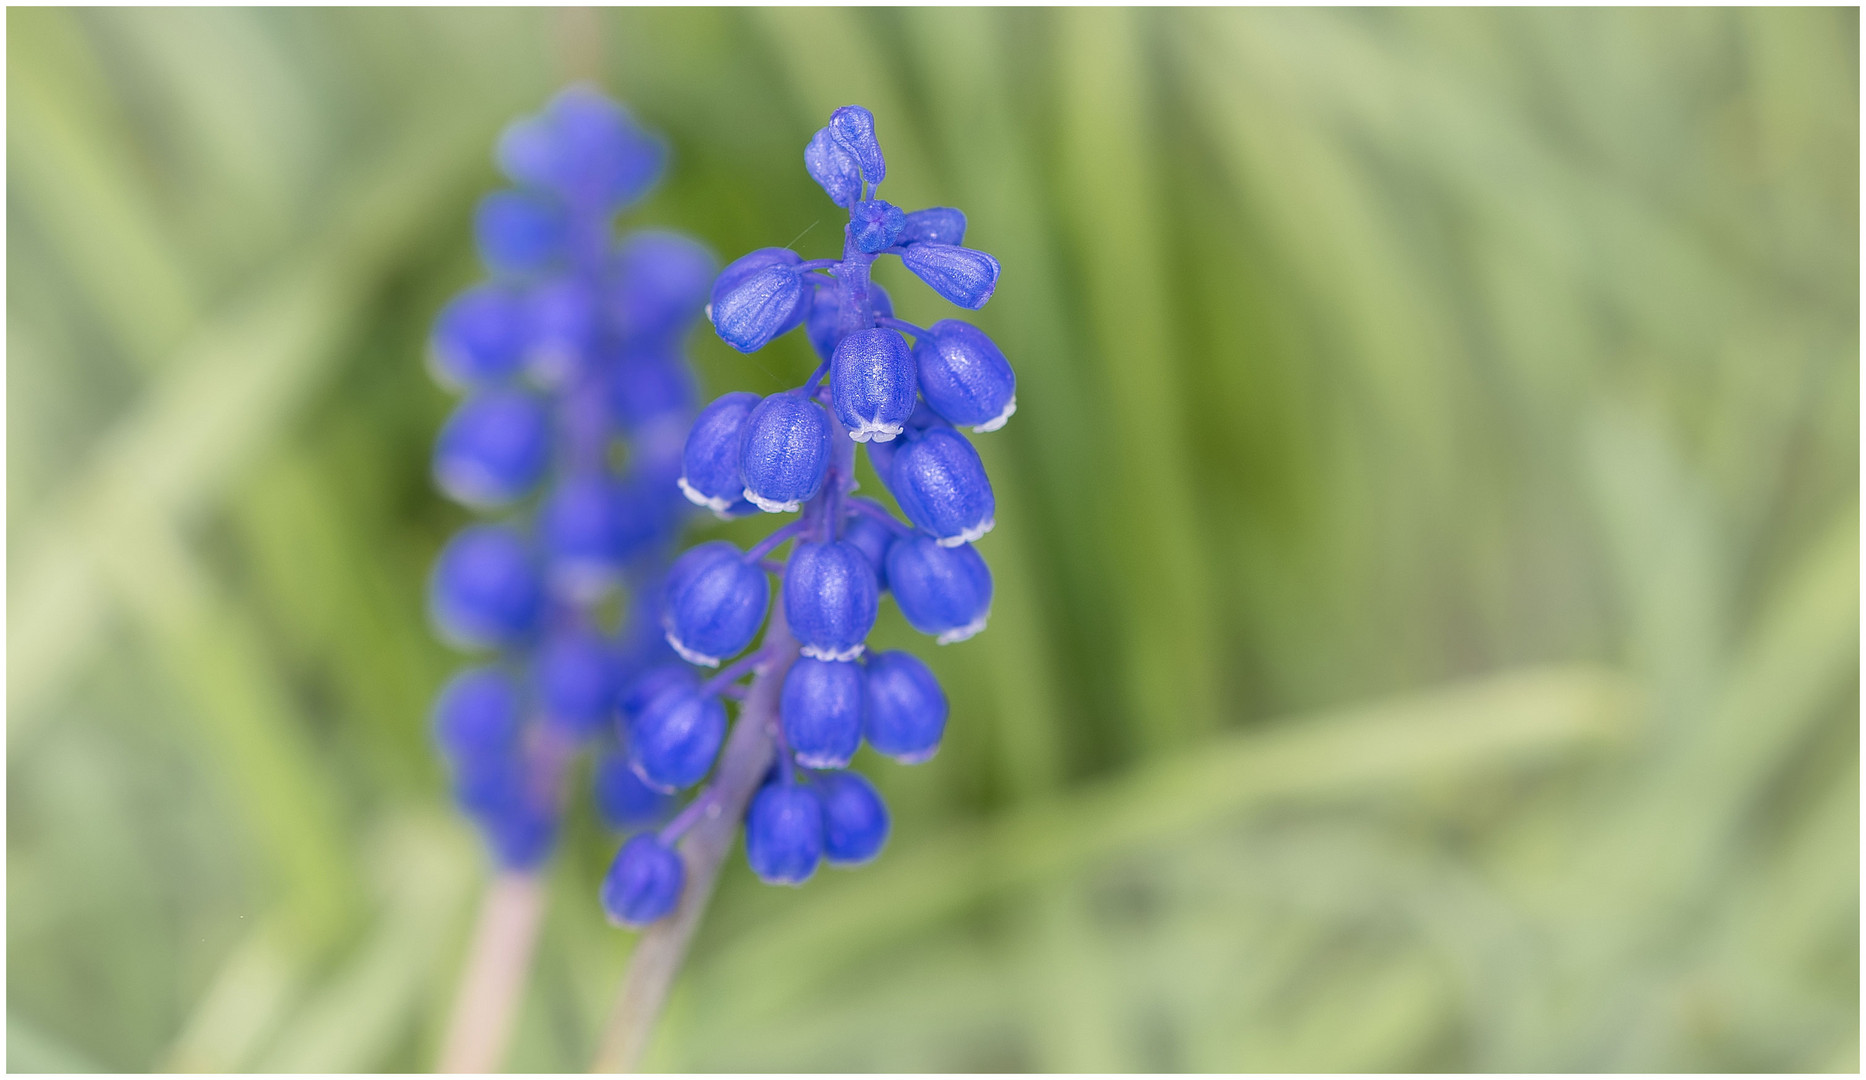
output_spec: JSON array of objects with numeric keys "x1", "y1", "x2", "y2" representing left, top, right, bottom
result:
[{"x1": 423, "y1": 87, "x2": 716, "y2": 880}]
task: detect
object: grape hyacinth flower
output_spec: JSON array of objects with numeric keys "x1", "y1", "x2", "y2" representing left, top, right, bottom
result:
[
  {"x1": 424, "y1": 86, "x2": 714, "y2": 902},
  {"x1": 614, "y1": 103, "x2": 1011, "y2": 926}
]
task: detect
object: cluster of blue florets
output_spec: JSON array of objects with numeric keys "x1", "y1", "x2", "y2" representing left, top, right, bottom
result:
[
  {"x1": 601, "y1": 105, "x2": 1014, "y2": 925},
  {"x1": 426, "y1": 88, "x2": 717, "y2": 876}
]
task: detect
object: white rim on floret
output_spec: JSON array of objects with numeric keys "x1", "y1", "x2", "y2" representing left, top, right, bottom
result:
[
  {"x1": 664, "y1": 629, "x2": 722, "y2": 667},
  {"x1": 800, "y1": 642, "x2": 865, "y2": 662},
  {"x1": 743, "y1": 487, "x2": 802, "y2": 514},
  {"x1": 936, "y1": 610, "x2": 989, "y2": 645},
  {"x1": 793, "y1": 749, "x2": 855, "y2": 770},
  {"x1": 436, "y1": 462, "x2": 517, "y2": 511},
  {"x1": 937, "y1": 516, "x2": 994, "y2": 548},
  {"x1": 678, "y1": 475, "x2": 736, "y2": 513},
  {"x1": 847, "y1": 418, "x2": 903, "y2": 443},
  {"x1": 972, "y1": 396, "x2": 1017, "y2": 434},
  {"x1": 885, "y1": 745, "x2": 940, "y2": 766},
  {"x1": 549, "y1": 561, "x2": 620, "y2": 607}
]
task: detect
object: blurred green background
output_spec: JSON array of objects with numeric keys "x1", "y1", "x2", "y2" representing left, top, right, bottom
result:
[{"x1": 7, "y1": 7, "x2": 1858, "y2": 1073}]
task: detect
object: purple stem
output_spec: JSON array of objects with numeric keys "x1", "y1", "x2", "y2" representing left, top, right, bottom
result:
[
  {"x1": 847, "y1": 497, "x2": 911, "y2": 534},
  {"x1": 743, "y1": 520, "x2": 806, "y2": 563},
  {"x1": 877, "y1": 315, "x2": 928, "y2": 339}
]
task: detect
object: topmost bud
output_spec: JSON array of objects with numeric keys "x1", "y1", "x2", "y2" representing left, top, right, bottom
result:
[
  {"x1": 828, "y1": 106, "x2": 885, "y2": 187},
  {"x1": 497, "y1": 85, "x2": 667, "y2": 212}
]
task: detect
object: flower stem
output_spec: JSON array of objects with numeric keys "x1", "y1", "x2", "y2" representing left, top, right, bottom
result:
[
  {"x1": 437, "y1": 871, "x2": 548, "y2": 1073},
  {"x1": 589, "y1": 607, "x2": 800, "y2": 1072}
]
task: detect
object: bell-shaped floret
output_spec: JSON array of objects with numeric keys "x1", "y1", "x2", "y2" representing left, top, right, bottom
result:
[
  {"x1": 897, "y1": 207, "x2": 966, "y2": 247},
  {"x1": 831, "y1": 328, "x2": 917, "y2": 443},
  {"x1": 913, "y1": 320, "x2": 1016, "y2": 432},
  {"x1": 609, "y1": 230, "x2": 717, "y2": 340},
  {"x1": 885, "y1": 536, "x2": 992, "y2": 644},
  {"x1": 817, "y1": 771, "x2": 891, "y2": 864},
  {"x1": 593, "y1": 750, "x2": 675, "y2": 829},
  {"x1": 900, "y1": 243, "x2": 1001, "y2": 310},
  {"x1": 828, "y1": 105, "x2": 886, "y2": 186},
  {"x1": 430, "y1": 524, "x2": 545, "y2": 650},
  {"x1": 785, "y1": 541, "x2": 880, "y2": 661},
  {"x1": 807, "y1": 281, "x2": 893, "y2": 363},
  {"x1": 710, "y1": 248, "x2": 809, "y2": 353},
  {"x1": 738, "y1": 392, "x2": 832, "y2": 513},
  {"x1": 745, "y1": 779, "x2": 824, "y2": 885},
  {"x1": 451, "y1": 755, "x2": 522, "y2": 822},
  {"x1": 840, "y1": 514, "x2": 896, "y2": 591},
  {"x1": 780, "y1": 657, "x2": 865, "y2": 769},
  {"x1": 474, "y1": 189, "x2": 567, "y2": 277},
  {"x1": 532, "y1": 629, "x2": 618, "y2": 741},
  {"x1": 889, "y1": 427, "x2": 996, "y2": 545},
  {"x1": 430, "y1": 284, "x2": 529, "y2": 389},
  {"x1": 849, "y1": 199, "x2": 906, "y2": 254},
  {"x1": 432, "y1": 667, "x2": 523, "y2": 767},
  {"x1": 629, "y1": 683, "x2": 727, "y2": 791},
  {"x1": 433, "y1": 391, "x2": 552, "y2": 509},
  {"x1": 523, "y1": 277, "x2": 600, "y2": 386},
  {"x1": 538, "y1": 477, "x2": 639, "y2": 602},
  {"x1": 497, "y1": 85, "x2": 666, "y2": 211},
  {"x1": 680, "y1": 391, "x2": 761, "y2": 513},
  {"x1": 805, "y1": 126, "x2": 862, "y2": 208},
  {"x1": 662, "y1": 540, "x2": 770, "y2": 666},
  {"x1": 862, "y1": 650, "x2": 949, "y2": 762},
  {"x1": 607, "y1": 348, "x2": 697, "y2": 429},
  {"x1": 600, "y1": 833, "x2": 685, "y2": 927}
]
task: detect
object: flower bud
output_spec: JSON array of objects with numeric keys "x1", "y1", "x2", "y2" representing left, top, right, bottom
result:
[
  {"x1": 780, "y1": 657, "x2": 865, "y2": 769},
  {"x1": 862, "y1": 650, "x2": 948, "y2": 762},
  {"x1": 710, "y1": 248, "x2": 809, "y2": 353},
  {"x1": 600, "y1": 833, "x2": 685, "y2": 927},
  {"x1": 849, "y1": 199, "x2": 906, "y2": 253},
  {"x1": 430, "y1": 524, "x2": 545, "y2": 650},
  {"x1": 889, "y1": 427, "x2": 996, "y2": 545},
  {"x1": 523, "y1": 277, "x2": 599, "y2": 386},
  {"x1": 432, "y1": 667, "x2": 523, "y2": 766},
  {"x1": 680, "y1": 391, "x2": 761, "y2": 513},
  {"x1": 901, "y1": 243, "x2": 1000, "y2": 310},
  {"x1": 805, "y1": 126, "x2": 862, "y2": 208},
  {"x1": 430, "y1": 284, "x2": 528, "y2": 389},
  {"x1": 738, "y1": 392, "x2": 832, "y2": 513},
  {"x1": 885, "y1": 536, "x2": 992, "y2": 644},
  {"x1": 662, "y1": 540, "x2": 769, "y2": 665},
  {"x1": 609, "y1": 230, "x2": 717, "y2": 340},
  {"x1": 829, "y1": 105, "x2": 886, "y2": 186},
  {"x1": 897, "y1": 207, "x2": 966, "y2": 247},
  {"x1": 433, "y1": 391, "x2": 552, "y2": 509},
  {"x1": 831, "y1": 328, "x2": 917, "y2": 443},
  {"x1": 629, "y1": 682, "x2": 727, "y2": 791},
  {"x1": 818, "y1": 771, "x2": 891, "y2": 864},
  {"x1": 745, "y1": 780, "x2": 824, "y2": 885},
  {"x1": 913, "y1": 320, "x2": 1016, "y2": 432},
  {"x1": 785, "y1": 540, "x2": 880, "y2": 661},
  {"x1": 475, "y1": 189, "x2": 567, "y2": 277},
  {"x1": 538, "y1": 476, "x2": 645, "y2": 602}
]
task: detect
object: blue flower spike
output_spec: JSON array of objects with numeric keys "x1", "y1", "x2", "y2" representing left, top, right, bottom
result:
[
  {"x1": 593, "y1": 102, "x2": 1011, "y2": 920},
  {"x1": 424, "y1": 89, "x2": 715, "y2": 884}
]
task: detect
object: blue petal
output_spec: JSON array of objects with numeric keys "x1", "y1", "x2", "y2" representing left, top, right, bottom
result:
[
  {"x1": 885, "y1": 536, "x2": 993, "y2": 644},
  {"x1": 849, "y1": 199, "x2": 906, "y2": 254},
  {"x1": 888, "y1": 426, "x2": 996, "y2": 545},
  {"x1": 862, "y1": 651, "x2": 948, "y2": 762},
  {"x1": 662, "y1": 541, "x2": 770, "y2": 665},
  {"x1": 609, "y1": 230, "x2": 717, "y2": 340},
  {"x1": 429, "y1": 524, "x2": 545, "y2": 650},
  {"x1": 680, "y1": 392, "x2": 762, "y2": 513},
  {"x1": 430, "y1": 284, "x2": 529, "y2": 389},
  {"x1": 432, "y1": 667, "x2": 524, "y2": 766},
  {"x1": 784, "y1": 541, "x2": 880, "y2": 661},
  {"x1": 629, "y1": 683, "x2": 727, "y2": 790},
  {"x1": 710, "y1": 248, "x2": 809, "y2": 353},
  {"x1": 805, "y1": 126, "x2": 863, "y2": 208},
  {"x1": 600, "y1": 833, "x2": 685, "y2": 927},
  {"x1": 745, "y1": 781, "x2": 824, "y2": 885},
  {"x1": 828, "y1": 105, "x2": 886, "y2": 186},
  {"x1": 433, "y1": 391, "x2": 552, "y2": 509},
  {"x1": 912, "y1": 320, "x2": 1016, "y2": 431},
  {"x1": 738, "y1": 392, "x2": 832, "y2": 513},
  {"x1": 474, "y1": 189, "x2": 568, "y2": 277},
  {"x1": 897, "y1": 207, "x2": 966, "y2": 247},
  {"x1": 817, "y1": 771, "x2": 891, "y2": 864}
]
